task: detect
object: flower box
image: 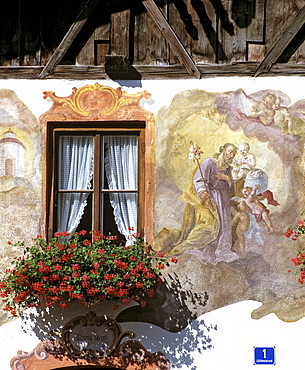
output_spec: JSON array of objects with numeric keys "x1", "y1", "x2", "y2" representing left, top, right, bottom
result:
[{"x1": 0, "y1": 230, "x2": 177, "y2": 316}]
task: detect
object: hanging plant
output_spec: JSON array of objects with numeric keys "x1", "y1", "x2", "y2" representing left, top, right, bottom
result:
[{"x1": 0, "y1": 229, "x2": 178, "y2": 317}]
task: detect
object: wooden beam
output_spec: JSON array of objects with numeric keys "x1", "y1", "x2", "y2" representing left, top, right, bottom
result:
[
  {"x1": 293, "y1": 0, "x2": 305, "y2": 10},
  {"x1": 254, "y1": 4, "x2": 305, "y2": 77},
  {"x1": 7, "y1": 62, "x2": 305, "y2": 80},
  {"x1": 141, "y1": 0, "x2": 201, "y2": 78},
  {"x1": 38, "y1": 0, "x2": 100, "y2": 79}
]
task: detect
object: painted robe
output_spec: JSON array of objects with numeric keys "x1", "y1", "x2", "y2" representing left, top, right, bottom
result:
[
  {"x1": 192, "y1": 158, "x2": 238, "y2": 264},
  {"x1": 154, "y1": 158, "x2": 238, "y2": 264}
]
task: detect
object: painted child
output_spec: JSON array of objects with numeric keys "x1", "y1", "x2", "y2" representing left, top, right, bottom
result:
[
  {"x1": 242, "y1": 184, "x2": 274, "y2": 233},
  {"x1": 231, "y1": 142, "x2": 256, "y2": 180},
  {"x1": 231, "y1": 201, "x2": 250, "y2": 258}
]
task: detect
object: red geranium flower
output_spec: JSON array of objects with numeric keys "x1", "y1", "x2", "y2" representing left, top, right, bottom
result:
[{"x1": 0, "y1": 229, "x2": 177, "y2": 316}]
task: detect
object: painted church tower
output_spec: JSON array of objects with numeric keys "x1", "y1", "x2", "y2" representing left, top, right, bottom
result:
[{"x1": 0, "y1": 130, "x2": 26, "y2": 177}]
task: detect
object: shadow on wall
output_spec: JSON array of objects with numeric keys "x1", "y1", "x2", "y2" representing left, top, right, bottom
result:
[
  {"x1": 134, "y1": 318, "x2": 217, "y2": 370},
  {"x1": 118, "y1": 271, "x2": 209, "y2": 332},
  {"x1": 17, "y1": 286, "x2": 217, "y2": 370},
  {"x1": 18, "y1": 299, "x2": 217, "y2": 370},
  {"x1": 18, "y1": 271, "x2": 210, "y2": 337}
]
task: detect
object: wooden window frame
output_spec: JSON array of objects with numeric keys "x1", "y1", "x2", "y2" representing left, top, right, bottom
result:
[{"x1": 46, "y1": 120, "x2": 146, "y2": 240}]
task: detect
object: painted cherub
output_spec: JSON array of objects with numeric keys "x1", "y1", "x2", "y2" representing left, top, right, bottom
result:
[
  {"x1": 231, "y1": 200, "x2": 250, "y2": 258},
  {"x1": 242, "y1": 184, "x2": 274, "y2": 233},
  {"x1": 248, "y1": 93, "x2": 276, "y2": 126},
  {"x1": 273, "y1": 96, "x2": 294, "y2": 135},
  {"x1": 231, "y1": 142, "x2": 256, "y2": 180}
]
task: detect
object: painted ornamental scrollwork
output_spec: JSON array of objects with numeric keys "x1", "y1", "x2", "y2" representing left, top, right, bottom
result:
[
  {"x1": 10, "y1": 339, "x2": 171, "y2": 370},
  {"x1": 58, "y1": 84, "x2": 129, "y2": 117},
  {"x1": 50, "y1": 311, "x2": 135, "y2": 359},
  {"x1": 39, "y1": 82, "x2": 155, "y2": 244},
  {"x1": 10, "y1": 340, "x2": 56, "y2": 370},
  {"x1": 40, "y1": 83, "x2": 153, "y2": 122},
  {"x1": 10, "y1": 312, "x2": 171, "y2": 369}
]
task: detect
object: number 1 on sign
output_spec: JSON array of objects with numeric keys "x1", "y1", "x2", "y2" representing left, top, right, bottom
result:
[{"x1": 262, "y1": 349, "x2": 266, "y2": 358}]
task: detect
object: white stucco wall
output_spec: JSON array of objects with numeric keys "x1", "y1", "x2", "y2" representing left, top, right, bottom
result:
[
  {"x1": 0, "y1": 76, "x2": 304, "y2": 369},
  {"x1": 1, "y1": 300, "x2": 305, "y2": 369}
]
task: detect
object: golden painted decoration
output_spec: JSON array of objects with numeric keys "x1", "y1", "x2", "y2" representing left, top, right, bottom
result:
[{"x1": 58, "y1": 83, "x2": 130, "y2": 117}]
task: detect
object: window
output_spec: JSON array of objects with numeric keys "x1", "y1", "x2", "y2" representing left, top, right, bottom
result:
[{"x1": 46, "y1": 121, "x2": 145, "y2": 241}]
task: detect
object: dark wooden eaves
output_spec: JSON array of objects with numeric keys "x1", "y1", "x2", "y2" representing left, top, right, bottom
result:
[
  {"x1": 4, "y1": 62, "x2": 305, "y2": 80},
  {"x1": 255, "y1": 4, "x2": 305, "y2": 76},
  {"x1": 39, "y1": 0, "x2": 100, "y2": 79}
]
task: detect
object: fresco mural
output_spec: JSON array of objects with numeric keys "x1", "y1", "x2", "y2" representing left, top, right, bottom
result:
[
  {"x1": 2, "y1": 83, "x2": 305, "y2": 334},
  {"x1": 153, "y1": 88, "x2": 305, "y2": 323},
  {"x1": 0, "y1": 89, "x2": 41, "y2": 324}
]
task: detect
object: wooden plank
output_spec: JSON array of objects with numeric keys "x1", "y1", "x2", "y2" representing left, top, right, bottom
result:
[
  {"x1": 6, "y1": 62, "x2": 305, "y2": 80},
  {"x1": 255, "y1": 4, "x2": 305, "y2": 76},
  {"x1": 38, "y1": 0, "x2": 100, "y2": 79},
  {"x1": 110, "y1": 6, "x2": 130, "y2": 56},
  {"x1": 247, "y1": 44, "x2": 266, "y2": 62},
  {"x1": 168, "y1": 0, "x2": 216, "y2": 64},
  {"x1": 294, "y1": 0, "x2": 305, "y2": 9},
  {"x1": 76, "y1": 24, "x2": 111, "y2": 66},
  {"x1": 95, "y1": 42, "x2": 110, "y2": 65},
  {"x1": 265, "y1": 0, "x2": 299, "y2": 62},
  {"x1": 276, "y1": 1, "x2": 305, "y2": 64},
  {"x1": 39, "y1": 0, "x2": 79, "y2": 66},
  {"x1": 76, "y1": 0, "x2": 111, "y2": 65},
  {"x1": 76, "y1": 32, "x2": 97, "y2": 66},
  {"x1": 52, "y1": 62, "x2": 305, "y2": 77},
  {"x1": 187, "y1": 0, "x2": 216, "y2": 64},
  {"x1": 219, "y1": 0, "x2": 265, "y2": 63},
  {"x1": 0, "y1": 0, "x2": 21, "y2": 66},
  {"x1": 290, "y1": 27, "x2": 305, "y2": 63},
  {"x1": 141, "y1": 0, "x2": 200, "y2": 78},
  {"x1": 22, "y1": 1, "x2": 43, "y2": 66},
  {"x1": 132, "y1": 1, "x2": 169, "y2": 65},
  {"x1": 78, "y1": 0, "x2": 130, "y2": 65}
]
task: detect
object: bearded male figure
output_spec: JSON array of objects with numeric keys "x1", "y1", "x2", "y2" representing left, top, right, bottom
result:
[
  {"x1": 154, "y1": 143, "x2": 239, "y2": 265},
  {"x1": 192, "y1": 143, "x2": 238, "y2": 264}
]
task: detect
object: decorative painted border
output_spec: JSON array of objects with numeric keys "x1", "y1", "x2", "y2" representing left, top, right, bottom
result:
[
  {"x1": 10, "y1": 339, "x2": 171, "y2": 370},
  {"x1": 39, "y1": 83, "x2": 155, "y2": 243}
]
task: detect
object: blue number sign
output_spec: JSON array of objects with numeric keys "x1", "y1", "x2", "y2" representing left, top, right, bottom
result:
[{"x1": 254, "y1": 347, "x2": 275, "y2": 365}]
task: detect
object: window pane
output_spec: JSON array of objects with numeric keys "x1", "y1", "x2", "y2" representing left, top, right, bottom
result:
[
  {"x1": 75, "y1": 193, "x2": 93, "y2": 232},
  {"x1": 57, "y1": 135, "x2": 94, "y2": 234},
  {"x1": 57, "y1": 192, "x2": 92, "y2": 234},
  {"x1": 58, "y1": 135, "x2": 94, "y2": 190},
  {"x1": 103, "y1": 135, "x2": 138, "y2": 238},
  {"x1": 102, "y1": 192, "x2": 125, "y2": 242},
  {"x1": 103, "y1": 135, "x2": 138, "y2": 190}
]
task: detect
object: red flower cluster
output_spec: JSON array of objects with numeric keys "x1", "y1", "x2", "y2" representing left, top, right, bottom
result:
[
  {"x1": 285, "y1": 214, "x2": 305, "y2": 284},
  {"x1": 292, "y1": 257, "x2": 301, "y2": 266},
  {"x1": 54, "y1": 231, "x2": 69, "y2": 238},
  {"x1": 114, "y1": 260, "x2": 128, "y2": 270},
  {"x1": 1, "y1": 230, "x2": 178, "y2": 316},
  {"x1": 284, "y1": 228, "x2": 299, "y2": 240}
]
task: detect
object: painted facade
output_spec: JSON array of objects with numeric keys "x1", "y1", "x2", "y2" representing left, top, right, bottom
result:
[{"x1": 0, "y1": 77, "x2": 305, "y2": 369}]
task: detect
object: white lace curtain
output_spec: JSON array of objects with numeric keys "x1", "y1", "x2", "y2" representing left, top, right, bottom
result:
[
  {"x1": 57, "y1": 135, "x2": 94, "y2": 234},
  {"x1": 104, "y1": 135, "x2": 138, "y2": 239},
  {"x1": 57, "y1": 134, "x2": 138, "y2": 238}
]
